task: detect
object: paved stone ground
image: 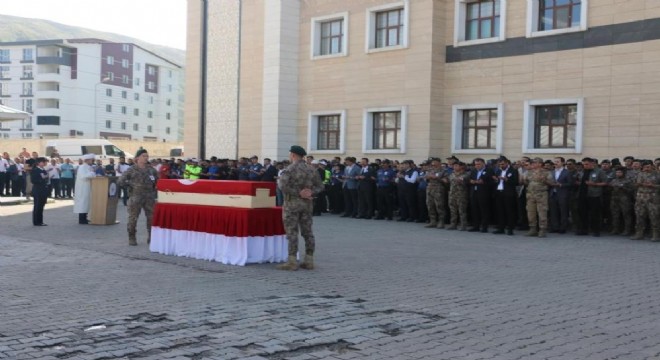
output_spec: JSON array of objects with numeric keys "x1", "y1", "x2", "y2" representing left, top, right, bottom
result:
[{"x1": 1, "y1": 200, "x2": 660, "y2": 359}]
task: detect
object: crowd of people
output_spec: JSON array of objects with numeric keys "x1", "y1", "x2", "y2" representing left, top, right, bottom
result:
[{"x1": 2, "y1": 146, "x2": 658, "y2": 241}]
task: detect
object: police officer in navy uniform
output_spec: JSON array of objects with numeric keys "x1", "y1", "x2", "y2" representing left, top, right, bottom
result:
[{"x1": 31, "y1": 157, "x2": 49, "y2": 226}]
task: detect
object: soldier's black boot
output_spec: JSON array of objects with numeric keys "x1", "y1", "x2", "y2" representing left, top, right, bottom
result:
[{"x1": 129, "y1": 232, "x2": 137, "y2": 246}]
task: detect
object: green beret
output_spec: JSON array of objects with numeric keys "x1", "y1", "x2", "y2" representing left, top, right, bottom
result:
[
  {"x1": 135, "y1": 149, "x2": 148, "y2": 158},
  {"x1": 289, "y1": 145, "x2": 306, "y2": 156}
]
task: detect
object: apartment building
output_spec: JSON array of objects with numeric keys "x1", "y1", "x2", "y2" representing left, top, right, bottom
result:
[
  {"x1": 185, "y1": 0, "x2": 660, "y2": 160},
  {"x1": 0, "y1": 39, "x2": 182, "y2": 142}
]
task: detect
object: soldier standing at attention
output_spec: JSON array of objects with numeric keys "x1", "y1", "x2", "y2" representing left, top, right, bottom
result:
[
  {"x1": 118, "y1": 149, "x2": 159, "y2": 246},
  {"x1": 609, "y1": 167, "x2": 634, "y2": 236},
  {"x1": 631, "y1": 160, "x2": 660, "y2": 241},
  {"x1": 447, "y1": 161, "x2": 469, "y2": 231},
  {"x1": 425, "y1": 157, "x2": 448, "y2": 228},
  {"x1": 276, "y1": 145, "x2": 324, "y2": 271},
  {"x1": 523, "y1": 158, "x2": 555, "y2": 238}
]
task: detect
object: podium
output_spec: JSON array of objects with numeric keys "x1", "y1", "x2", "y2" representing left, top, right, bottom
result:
[{"x1": 89, "y1": 176, "x2": 119, "y2": 225}]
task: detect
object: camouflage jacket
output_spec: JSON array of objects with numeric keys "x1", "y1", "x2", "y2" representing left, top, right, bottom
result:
[
  {"x1": 278, "y1": 160, "x2": 324, "y2": 204},
  {"x1": 635, "y1": 171, "x2": 660, "y2": 197},
  {"x1": 448, "y1": 171, "x2": 469, "y2": 196},
  {"x1": 118, "y1": 165, "x2": 159, "y2": 197},
  {"x1": 609, "y1": 177, "x2": 634, "y2": 199},
  {"x1": 526, "y1": 169, "x2": 554, "y2": 194}
]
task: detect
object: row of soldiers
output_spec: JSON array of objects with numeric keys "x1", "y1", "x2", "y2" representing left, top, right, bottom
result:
[{"x1": 312, "y1": 155, "x2": 660, "y2": 241}]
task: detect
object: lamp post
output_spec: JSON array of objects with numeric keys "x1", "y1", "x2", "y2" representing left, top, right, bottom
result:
[{"x1": 93, "y1": 77, "x2": 111, "y2": 139}]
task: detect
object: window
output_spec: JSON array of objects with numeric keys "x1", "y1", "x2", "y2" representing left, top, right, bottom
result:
[
  {"x1": 169, "y1": 70, "x2": 173, "y2": 78},
  {"x1": 168, "y1": 84, "x2": 172, "y2": 92},
  {"x1": 362, "y1": 106, "x2": 407, "y2": 153},
  {"x1": 133, "y1": 123, "x2": 139, "y2": 131},
  {"x1": 107, "y1": 72, "x2": 115, "y2": 81},
  {"x1": 121, "y1": 106, "x2": 127, "y2": 114},
  {"x1": 0, "y1": 65, "x2": 9, "y2": 79},
  {"x1": 166, "y1": 127, "x2": 170, "y2": 134},
  {"x1": 307, "y1": 111, "x2": 346, "y2": 154},
  {"x1": 134, "y1": 93, "x2": 140, "y2": 101},
  {"x1": 150, "y1": 96, "x2": 154, "y2": 104},
  {"x1": 526, "y1": 0, "x2": 587, "y2": 37},
  {"x1": 122, "y1": 44, "x2": 130, "y2": 52},
  {"x1": 452, "y1": 104, "x2": 503, "y2": 154},
  {"x1": 105, "y1": 120, "x2": 112, "y2": 129},
  {"x1": 121, "y1": 122, "x2": 126, "y2": 130},
  {"x1": 21, "y1": 65, "x2": 33, "y2": 79},
  {"x1": 147, "y1": 82, "x2": 155, "y2": 91},
  {"x1": 166, "y1": 99, "x2": 171, "y2": 106},
  {"x1": 136, "y1": 63, "x2": 141, "y2": 71},
  {"x1": 147, "y1": 125, "x2": 153, "y2": 133},
  {"x1": 134, "y1": 108, "x2": 139, "y2": 116},
  {"x1": 0, "y1": 83, "x2": 8, "y2": 97},
  {"x1": 0, "y1": 49, "x2": 10, "y2": 63},
  {"x1": 311, "y1": 14, "x2": 348, "y2": 58},
  {"x1": 455, "y1": 1, "x2": 507, "y2": 46},
  {"x1": 166, "y1": 112, "x2": 171, "y2": 120},
  {"x1": 148, "y1": 66, "x2": 156, "y2": 76},
  {"x1": 122, "y1": 91, "x2": 127, "y2": 99},
  {"x1": 107, "y1": 56, "x2": 114, "y2": 65},
  {"x1": 366, "y1": 2, "x2": 409, "y2": 52},
  {"x1": 22, "y1": 48, "x2": 33, "y2": 62},
  {"x1": 106, "y1": 104, "x2": 112, "y2": 112},
  {"x1": 36, "y1": 116, "x2": 60, "y2": 126},
  {"x1": 22, "y1": 99, "x2": 33, "y2": 113},
  {"x1": 135, "y1": 78, "x2": 140, "y2": 86},
  {"x1": 22, "y1": 82, "x2": 33, "y2": 96},
  {"x1": 122, "y1": 75, "x2": 129, "y2": 84},
  {"x1": 148, "y1": 111, "x2": 153, "y2": 118},
  {"x1": 122, "y1": 59, "x2": 129, "y2": 68},
  {"x1": 106, "y1": 88, "x2": 112, "y2": 97},
  {"x1": 523, "y1": 98, "x2": 584, "y2": 153}
]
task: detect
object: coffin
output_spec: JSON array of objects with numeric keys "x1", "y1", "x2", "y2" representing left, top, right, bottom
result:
[{"x1": 157, "y1": 179, "x2": 276, "y2": 208}]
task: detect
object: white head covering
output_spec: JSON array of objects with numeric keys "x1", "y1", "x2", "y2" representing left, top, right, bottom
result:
[{"x1": 81, "y1": 154, "x2": 95, "y2": 161}]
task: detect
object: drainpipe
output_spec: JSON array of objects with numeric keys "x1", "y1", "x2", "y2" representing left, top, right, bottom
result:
[{"x1": 199, "y1": 0, "x2": 208, "y2": 159}]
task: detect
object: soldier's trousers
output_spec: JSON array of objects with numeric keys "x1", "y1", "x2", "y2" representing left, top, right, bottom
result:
[
  {"x1": 449, "y1": 193, "x2": 468, "y2": 228},
  {"x1": 610, "y1": 195, "x2": 633, "y2": 233},
  {"x1": 426, "y1": 187, "x2": 446, "y2": 224},
  {"x1": 127, "y1": 195, "x2": 155, "y2": 236},
  {"x1": 635, "y1": 194, "x2": 659, "y2": 233},
  {"x1": 526, "y1": 191, "x2": 548, "y2": 230},
  {"x1": 283, "y1": 201, "x2": 315, "y2": 256}
]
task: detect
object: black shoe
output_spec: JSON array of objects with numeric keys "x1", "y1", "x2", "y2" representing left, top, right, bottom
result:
[
  {"x1": 35, "y1": 223, "x2": 47, "y2": 226},
  {"x1": 507, "y1": 229, "x2": 514, "y2": 235},
  {"x1": 340, "y1": 214, "x2": 350, "y2": 218},
  {"x1": 374, "y1": 217, "x2": 384, "y2": 220},
  {"x1": 387, "y1": 217, "x2": 393, "y2": 221},
  {"x1": 492, "y1": 230, "x2": 505, "y2": 234},
  {"x1": 592, "y1": 233, "x2": 600, "y2": 237},
  {"x1": 557, "y1": 230, "x2": 566, "y2": 234},
  {"x1": 576, "y1": 231, "x2": 588, "y2": 236},
  {"x1": 468, "y1": 228, "x2": 479, "y2": 232},
  {"x1": 480, "y1": 229, "x2": 489, "y2": 233}
]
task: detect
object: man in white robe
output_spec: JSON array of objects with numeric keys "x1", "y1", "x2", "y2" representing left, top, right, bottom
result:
[{"x1": 74, "y1": 154, "x2": 97, "y2": 224}]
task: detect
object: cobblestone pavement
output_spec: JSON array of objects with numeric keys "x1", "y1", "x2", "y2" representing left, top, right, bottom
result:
[{"x1": 2, "y1": 200, "x2": 660, "y2": 359}]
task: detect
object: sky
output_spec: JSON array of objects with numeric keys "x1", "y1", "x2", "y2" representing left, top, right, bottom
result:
[{"x1": 0, "y1": 0, "x2": 187, "y2": 49}]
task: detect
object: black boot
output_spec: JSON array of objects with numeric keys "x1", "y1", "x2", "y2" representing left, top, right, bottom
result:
[{"x1": 78, "y1": 213, "x2": 89, "y2": 224}]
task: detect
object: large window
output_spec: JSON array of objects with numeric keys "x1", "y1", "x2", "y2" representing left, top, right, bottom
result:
[
  {"x1": 527, "y1": 0, "x2": 587, "y2": 37},
  {"x1": 317, "y1": 115, "x2": 341, "y2": 151},
  {"x1": 22, "y1": 82, "x2": 33, "y2": 96},
  {"x1": 0, "y1": 65, "x2": 10, "y2": 79},
  {"x1": 22, "y1": 99, "x2": 32, "y2": 113},
  {"x1": 466, "y1": 1, "x2": 500, "y2": 40},
  {"x1": 307, "y1": 110, "x2": 346, "y2": 154},
  {"x1": 0, "y1": 83, "x2": 9, "y2": 97},
  {"x1": 366, "y1": 2, "x2": 409, "y2": 52},
  {"x1": 534, "y1": 104, "x2": 577, "y2": 149},
  {"x1": 462, "y1": 108, "x2": 498, "y2": 149},
  {"x1": 37, "y1": 116, "x2": 60, "y2": 126},
  {"x1": 523, "y1": 98, "x2": 583, "y2": 153},
  {"x1": 21, "y1": 65, "x2": 33, "y2": 79},
  {"x1": 372, "y1": 112, "x2": 401, "y2": 150}
]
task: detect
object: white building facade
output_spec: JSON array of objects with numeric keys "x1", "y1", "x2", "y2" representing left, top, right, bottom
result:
[{"x1": 0, "y1": 39, "x2": 182, "y2": 142}]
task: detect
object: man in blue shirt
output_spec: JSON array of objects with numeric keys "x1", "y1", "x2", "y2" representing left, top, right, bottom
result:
[{"x1": 375, "y1": 160, "x2": 396, "y2": 220}]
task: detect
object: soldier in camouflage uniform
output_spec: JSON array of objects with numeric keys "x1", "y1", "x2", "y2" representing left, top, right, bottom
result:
[
  {"x1": 631, "y1": 161, "x2": 660, "y2": 241},
  {"x1": 609, "y1": 167, "x2": 634, "y2": 236},
  {"x1": 425, "y1": 158, "x2": 448, "y2": 228},
  {"x1": 276, "y1": 145, "x2": 324, "y2": 270},
  {"x1": 118, "y1": 149, "x2": 158, "y2": 246},
  {"x1": 447, "y1": 162, "x2": 469, "y2": 230},
  {"x1": 523, "y1": 158, "x2": 555, "y2": 238}
]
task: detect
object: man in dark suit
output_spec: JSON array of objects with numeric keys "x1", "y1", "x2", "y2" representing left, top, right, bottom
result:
[
  {"x1": 492, "y1": 157, "x2": 519, "y2": 235},
  {"x1": 468, "y1": 158, "x2": 493, "y2": 233},
  {"x1": 30, "y1": 157, "x2": 49, "y2": 226},
  {"x1": 549, "y1": 157, "x2": 572, "y2": 233},
  {"x1": 261, "y1": 158, "x2": 278, "y2": 182},
  {"x1": 341, "y1": 157, "x2": 361, "y2": 217},
  {"x1": 357, "y1": 158, "x2": 377, "y2": 219}
]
